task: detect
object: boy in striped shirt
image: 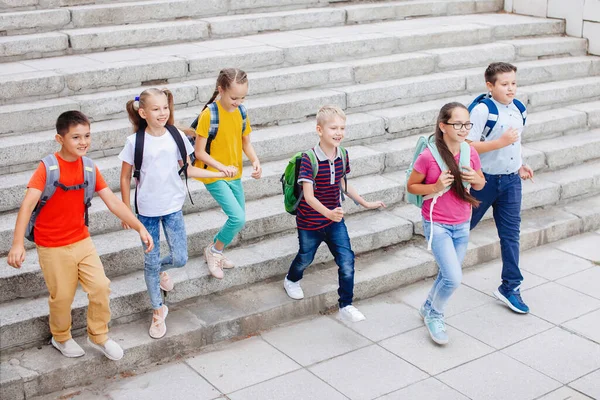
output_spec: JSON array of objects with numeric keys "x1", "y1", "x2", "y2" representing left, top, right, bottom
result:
[{"x1": 283, "y1": 105, "x2": 386, "y2": 322}]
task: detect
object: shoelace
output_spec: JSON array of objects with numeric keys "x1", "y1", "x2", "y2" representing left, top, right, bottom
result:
[{"x1": 429, "y1": 317, "x2": 446, "y2": 332}]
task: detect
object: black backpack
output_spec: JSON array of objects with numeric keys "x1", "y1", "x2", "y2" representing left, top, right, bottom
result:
[{"x1": 133, "y1": 124, "x2": 194, "y2": 214}]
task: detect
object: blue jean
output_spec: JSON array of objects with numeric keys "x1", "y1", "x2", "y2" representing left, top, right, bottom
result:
[
  {"x1": 138, "y1": 210, "x2": 188, "y2": 309},
  {"x1": 205, "y1": 179, "x2": 245, "y2": 247},
  {"x1": 287, "y1": 221, "x2": 355, "y2": 308},
  {"x1": 470, "y1": 172, "x2": 523, "y2": 292},
  {"x1": 423, "y1": 220, "x2": 470, "y2": 316}
]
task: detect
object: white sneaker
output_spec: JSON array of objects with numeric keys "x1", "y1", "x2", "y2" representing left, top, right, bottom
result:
[
  {"x1": 51, "y1": 337, "x2": 85, "y2": 358},
  {"x1": 204, "y1": 244, "x2": 224, "y2": 279},
  {"x1": 283, "y1": 277, "x2": 304, "y2": 300},
  {"x1": 87, "y1": 337, "x2": 124, "y2": 361},
  {"x1": 339, "y1": 305, "x2": 366, "y2": 322}
]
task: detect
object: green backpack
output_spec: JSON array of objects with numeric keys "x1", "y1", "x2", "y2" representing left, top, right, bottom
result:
[{"x1": 280, "y1": 147, "x2": 349, "y2": 215}]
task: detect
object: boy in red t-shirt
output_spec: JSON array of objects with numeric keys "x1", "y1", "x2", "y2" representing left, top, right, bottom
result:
[{"x1": 7, "y1": 111, "x2": 154, "y2": 360}]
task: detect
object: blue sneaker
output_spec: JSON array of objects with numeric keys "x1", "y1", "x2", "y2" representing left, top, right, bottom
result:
[
  {"x1": 424, "y1": 314, "x2": 449, "y2": 345},
  {"x1": 494, "y1": 285, "x2": 529, "y2": 314}
]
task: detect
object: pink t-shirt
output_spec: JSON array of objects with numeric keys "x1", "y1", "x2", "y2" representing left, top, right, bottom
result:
[{"x1": 413, "y1": 145, "x2": 482, "y2": 225}]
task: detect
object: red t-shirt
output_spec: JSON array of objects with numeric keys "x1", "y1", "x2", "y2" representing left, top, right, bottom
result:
[
  {"x1": 413, "y1": 145, "x2": 482, "y2": 225},
  {"x1": 27, "y1": 153, "x2": 108, "y2": 247}
]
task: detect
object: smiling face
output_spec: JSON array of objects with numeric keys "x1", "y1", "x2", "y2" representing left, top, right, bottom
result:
[
  {"x1": 487, "y1": 70, "x2": 517, "y2": 105},
  {"x1": 317, "y1": 115, "x2": 346, "y2": 149},
  {"x1": 218, "y1": 81, "x2": 248, "y2": 112},
  {"x1": 440, "y1": 107, "x2": 471, "y2": 144},
  {"x1": 56, "y1": 123, "x2": 91, "y2": 159},
  {"x1": 138, "y1": 92, "x2": 170, "y2": 130}
]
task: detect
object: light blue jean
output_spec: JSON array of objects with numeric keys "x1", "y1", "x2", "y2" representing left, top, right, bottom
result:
[
  {"x1": 422, "y1": 219, "x2": 470, "y2": 317},
  {"x1": 205, "y1": 179, "x2": 245, "y2": 247},
  {"x1": 138, "y1": 210, "x2": 188, "y2": 310}
]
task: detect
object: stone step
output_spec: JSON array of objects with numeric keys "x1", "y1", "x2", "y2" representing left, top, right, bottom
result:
[
  {"x1": 0, "y1": 13, "x2": 565, "y2": 103},
  {"x1": 0, "y1": 0, "x2": 502, "y2": 61},
  {"x1": 526, "y1": 129, "x2": 600, "y2": 169},
  {"x1": 0, "y1": 0, "x2": 147, "y2": 12},
  {"x1": 0, "y1": 170, "x2": 398, "y2": 302},
  {"x1": 0, "y1": 8, "x2": 70, "y2": 35},
  {"x1": 0, "y1": 207, "x2": 413, "y2": 351},
  {"x1": 2, "y1": 197, "x2": 599, "y2": 400},
  {"x1": 1, "y1": 94, "x2": 599, "y2": 214}
]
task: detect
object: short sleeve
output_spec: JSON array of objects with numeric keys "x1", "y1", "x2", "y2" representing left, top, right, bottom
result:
[
  {"x1": 195, "y1": 107, "x2": 211, "y2": 139},
  {"x1": 118, "y1": 137, "x2": 135, "y2": 166},
  {"x1": 470, "y1": 145, "x2": 482, "y2": 171},
  {"x1": 27, "y1": 162, "x2": 47, "y2": 191},
  {"x1": 94, "y1": 166, "x2": 108, "y2": 192},
  {"x1": 242, "y1": 113, "x2": 252, "y2": 136},
  {"x1": 297, "y1": 153, "x2": 314, "y2": 185},
  {"x1": 413, "y1": 148, "x2": 432, "y2": 175},
  {"x1": 467, "y1": 103, "x2": 488, "y2": 142},
  {"x1": 344, "y1": 149, "x2": 350, "y2": 175}
]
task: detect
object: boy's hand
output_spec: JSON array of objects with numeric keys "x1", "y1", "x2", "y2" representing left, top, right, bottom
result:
[
  {"x1": 519, "y1": 164, "x2": 535, "y2": 183},
  {"x1": 499, "y1": 127, "x2": 519, "y2": 147},
  {"x1": 7, "y1": 245, "x2": 26, "y2": 269},
  {"x1": 251, "y1": 160, "x2": 262, "y2": 179},
  {"x1": 460, "y1": 166, "x2": 483, "y2": 186},
  {"x1": 434, "y1": 170, "x2": 454, "y2": 192},
  {"x1": 139, "y1": 229, "x2": 154, "y2": 253},
  {"x1": 328, "y1": 207, "x2": 344, "y2": 222},
  {"x1": 364, "y1": 201, "x2": 386, "y2": 209}
]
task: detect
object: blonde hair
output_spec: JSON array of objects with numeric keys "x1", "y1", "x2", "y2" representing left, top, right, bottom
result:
[
  {"x1": 125, "y1": 88, "x2": 175, "y2": 132},
  {"x1": 316, "y1": 105, "x2": 346, "y2": 126},
  {"x1": 202, "y1": 68, "x2": 248, "y2": 111}
]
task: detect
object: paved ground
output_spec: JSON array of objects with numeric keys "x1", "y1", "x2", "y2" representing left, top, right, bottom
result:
[{"x1": 36, "y1": 231, "x2": 600, "y2": 400}]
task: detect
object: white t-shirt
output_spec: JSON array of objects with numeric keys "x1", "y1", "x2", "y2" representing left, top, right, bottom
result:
[{"x1": 119, "y1": 128, "x2": 194, "y2": 217}]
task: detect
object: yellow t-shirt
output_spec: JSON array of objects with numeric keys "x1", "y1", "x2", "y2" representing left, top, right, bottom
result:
[{"x1": 194, "y1": 100, "x2": 252, "y2": 184}]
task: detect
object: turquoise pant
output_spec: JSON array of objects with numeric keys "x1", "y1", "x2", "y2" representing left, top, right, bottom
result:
[{"x1": 205, "y1": 179, "x2": 246, "y2": 247}]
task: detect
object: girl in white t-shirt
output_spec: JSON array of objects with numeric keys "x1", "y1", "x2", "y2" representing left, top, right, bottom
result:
[{"x1": 119, "y1": 88, "x2": 224, "y2": 339}]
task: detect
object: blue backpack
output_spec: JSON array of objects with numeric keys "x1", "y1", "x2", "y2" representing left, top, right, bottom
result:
[
  {"x1": 467, "y1": 93, "x2": 526, "y2": 142},
  {"x1": 405, "y1": 136, "x2": 471, "y2": 249},
  {"x1": 189, "y1": 102, "x2": 248, "y2": 167}
]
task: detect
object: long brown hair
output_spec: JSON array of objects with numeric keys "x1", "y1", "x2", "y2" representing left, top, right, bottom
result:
[
  {"x1": 125, "y1": 88, "x2": 175, "y2": 132},
  {"x1": 434, "y1": 102, "x2": 480, "y2": 207},
  {"x1": 202, "y1": 68, "x2": 248, "y2": 111}
]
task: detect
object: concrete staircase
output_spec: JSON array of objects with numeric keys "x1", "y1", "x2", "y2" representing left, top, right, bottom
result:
[{"x1": 2, "y1": 0, "x2": 600, "y2": 398}]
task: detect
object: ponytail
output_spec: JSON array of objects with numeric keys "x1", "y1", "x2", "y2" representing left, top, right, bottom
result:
[
  {"x1": 126, "y1": 88, "x2": 175, "y2": 132},
  {"x1": 201, "y1": 68, "x2": 248, "y2": 111}
]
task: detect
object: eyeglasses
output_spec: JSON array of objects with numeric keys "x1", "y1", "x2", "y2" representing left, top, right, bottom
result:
[{"x1": 443, "y1": 122, "x2": 473, "y2": 130}]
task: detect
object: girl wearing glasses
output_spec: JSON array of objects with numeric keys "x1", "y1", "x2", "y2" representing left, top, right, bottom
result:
[{"x1": 406, "y1": 102, "x2": 485, "y2": 345}]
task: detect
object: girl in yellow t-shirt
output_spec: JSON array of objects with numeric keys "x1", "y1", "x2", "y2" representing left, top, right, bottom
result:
[{"x1": 194, "y1": 68, "x2": 261, "y2": 279}]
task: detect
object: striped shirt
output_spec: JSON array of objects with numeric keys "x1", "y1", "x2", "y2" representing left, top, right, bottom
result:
[{"x1": 296, "y1": 145, "x2": 350, "y2": 231}]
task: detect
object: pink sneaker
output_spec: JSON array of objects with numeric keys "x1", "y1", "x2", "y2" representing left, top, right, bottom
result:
[
  {"x1": 149, "y1": 305, "x2": 169, "y2": 339},
  {"x1": 159, "y1": 271, "x2": 174, "y2": 291},
  {"x1": 204, "y1": 245, "x2": 224, "y2": 279}
]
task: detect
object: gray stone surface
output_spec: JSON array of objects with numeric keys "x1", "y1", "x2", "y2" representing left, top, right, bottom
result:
[
  {"x1": 570, "y1": 369, "x2": 600, "y2": 400},
  {"x1": 0, "y1": 32, "x2": 68, "y2": 59},
  {"x1": 563, "y1": 309, "x2": 600, "y2": 344},
  {"x1": 519, "y1": 245, "x2": 594, "y2": 280},
  {"x1": 537, "y1": 387, "x2": 594, "y2": 400},
  {"x1": 526, "y1": 282, "x2": 600, "y2": 325},
  {"x1": 555, "y1": 232, "x2": 600, "y2": 262},
  {"x1": 462, "y1": 260, "x2": 548, "y2": 295},
  {"x1": 379, "y1": 378, "x2": 469, "y2": 400},
  {"x1": 0, "y1": 9, "x2": 70, "y2": 34}
]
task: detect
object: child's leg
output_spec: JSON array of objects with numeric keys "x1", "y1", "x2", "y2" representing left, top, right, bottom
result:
[
  {"x1": 137, "y1": 214, "x2": 163, "y2": 310},
  {"x1": 37, "y1": 244, "x2": 79, "y2": 343},
  {"x1": 323, "y1": 221, "x2": 355, "y2": 308},
  {"x1": 75, "y1": 237, "x2": 112, "y2": 345},
  {"x1": 160, "y1": 210, "x2": 188, "y2": 271},
  {"x1": 470, "y1": 173, "x2": 497, "y2": 230},
  {"x1": 493, "y1": 174, "x2": 523, "y2": 292},
  {"x1": 287, "y1": 228, "x2": 323, "y2": 282},
  {"x1": 423, "y1": 221, "x2": 463, "y2": 316},
  {"x1": 205, "y1": 179, "x2": 245, "y2": 249}
]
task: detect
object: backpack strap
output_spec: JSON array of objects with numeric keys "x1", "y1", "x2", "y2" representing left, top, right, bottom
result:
[
  {"x1": 305, "y1": 148, "x2": 318, "y2": 181},
  {"x1": 513, "y1": 99, "x2": 527, "y2": 126},
  {"x1": 239, "y1": 104, "x2": 248, "y2": 134},
  {"x1": 133, "y1": 127, "x2": 145, "y2": 214},
  {"x1": 166, "y1": 124, "x2": 194, "y2": 206},
  {"x1": 479, "y1": 97, "x2": 499, "y2": 142},
  {"x1": 458, "y1": 142, "x2": 471, "y2": 190},
  {"x1": 82, "y1": 156, "x2": 96, "y2": 227},
  {"x1": 26, "y1": 155, "x2": 60, "y2": 241},
  {"x1": 203, "y1": 102, "x2": 220, "y2": 162}
]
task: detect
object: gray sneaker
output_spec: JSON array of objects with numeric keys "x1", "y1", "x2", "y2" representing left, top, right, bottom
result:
[
  {"x1": 51, "y1": 337, "x2": 85, "y2": 358},
  {"x1": 87, "y1": 337, "x2": 124, "y2": 361}
]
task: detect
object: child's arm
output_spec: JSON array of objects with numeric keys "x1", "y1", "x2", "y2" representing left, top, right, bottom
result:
[
  {"x1": 184, "y1": 156, "x2": 227, "y2": 179},
  {"x1": 194, "y1": 136, "x2": 237, "y2": 177},
  {"x1": 7, "y1": 188, "x2": 42, "y2": 269},
  {"x1": 302, "y1": 182, "x2": 344, "y2": 222},
  {"x1": 119, "y1": 162, "x2": 133, "y2": 229},
  {"x1": 242, "y1": 135, "x2": 262, "y2": 179},
  {"x1": 97, "y1": 187, "x2": 154, "y2": 253},
  {"x1": 407, "y1": 169, "x2": 454, "y2": 195},
  {"x1": 467, "y1": 128, "x2": 519, "y2": 154},
  {"x1": 341, "y1": 180, "x2": 385, "y2": 209}
]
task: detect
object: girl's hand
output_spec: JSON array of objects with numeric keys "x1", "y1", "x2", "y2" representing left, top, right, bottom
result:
[
  {"x1": 139, "y1": 228, "x2": 154, "y2": 253},
  {"x1": 121, "y1": 221, "x2": 131, "y2": 230},
  {"x1": 460, "y1": 166, "x2": 482, "y2": 186},
  {"x1": 251, "y1": 160, "x2": 262, "y2": 179},
  {"x1": 364, "y1": 201, "x2": 386, "y2": 209},
  {"x1": 519, "y1": 164, "x2": 535, "y2": 183},
  {"x1": 7, "y1": 245, "x2": 26, "y2": 269},
  {"x1": 434, "y1": 170, "x2": 454, "y2": 192},
  {"x1": 219, "y1": 165, "x2": 237, "y2": 177}
]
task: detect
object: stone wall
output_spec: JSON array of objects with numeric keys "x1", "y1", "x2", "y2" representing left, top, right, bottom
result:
[{"x1": 505, "y1": 0, "x2": 600, "y2": 55}]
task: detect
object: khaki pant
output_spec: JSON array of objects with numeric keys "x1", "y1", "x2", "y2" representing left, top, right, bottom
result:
[{"x1": 37, "y1": 237, "x2": 111, "y2": 344}]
